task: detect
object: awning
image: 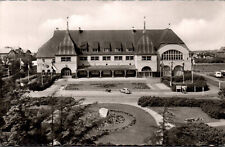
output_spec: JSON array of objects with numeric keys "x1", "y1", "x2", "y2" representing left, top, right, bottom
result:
[{"x1": 78, "y1": 65, "x2": 137, "y2": 71}]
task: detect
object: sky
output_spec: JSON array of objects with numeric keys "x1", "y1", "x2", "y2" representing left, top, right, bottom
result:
[{"x1": 0, "y1": 1, "x2": 225, "y2": 53}]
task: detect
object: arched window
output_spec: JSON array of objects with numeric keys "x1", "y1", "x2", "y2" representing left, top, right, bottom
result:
[{"x1": 161, "y1": 50, "x2": 183, "y2": 60}]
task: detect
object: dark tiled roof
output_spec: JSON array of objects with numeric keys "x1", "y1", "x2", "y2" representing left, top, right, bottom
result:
[
  {"x1": 56, "y1": 31, "x2": 77, "y2": 56},
  {"x1": 37, "y1": 29, "x2": 185, "y2": 58}
]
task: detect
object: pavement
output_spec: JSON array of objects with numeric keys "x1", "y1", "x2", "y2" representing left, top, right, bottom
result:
[{"x1": 26, "y1": 77, "x2": 224, "y2": 128}]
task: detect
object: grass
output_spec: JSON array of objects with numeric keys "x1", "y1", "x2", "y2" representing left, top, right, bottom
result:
[
  {"x1": 90, "y1": 103, "x2": 157, "y2": 145},
  {"x1": 150, "y1": 107, "x2": 218, "y2": 125}
]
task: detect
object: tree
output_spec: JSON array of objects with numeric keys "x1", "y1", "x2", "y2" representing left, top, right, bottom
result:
[
  {"x1": 165, "y1": 123, "x2": 225, "y2": 146},
  {"x1": 148, "y1": 106, "x2": 174, "y2": 145}
]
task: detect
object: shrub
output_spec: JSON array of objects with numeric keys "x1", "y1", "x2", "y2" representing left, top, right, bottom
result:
[
  {"x1": 138, "y1": 96, "x2": 225, "y2": 119},
  {"x1": 161, "y1": 74, "x2": 209, "y2": 92},
  {"x1": 28, "y1": 75, "x2": 60, "y2": 91},
  {"x1": 165, "y1": 123, "x2": 225, "y2": 145}
]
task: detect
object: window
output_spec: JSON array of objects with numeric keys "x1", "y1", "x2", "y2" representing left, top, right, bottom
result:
[
  {"x1": 103, "y1": 48, "x2": 110, "y2": 52},
  {"x1": 80, "y1": 57, "x2": 87, "y2": 61},
  {"x1": 114, "y1": 56, "x2": 123, "y2": 61},
  {"x1": 61, "y1": 57, "x2": 71, "y2": 62},
  {"x1": 91, "y1": 56, "x2": 99, "y2": 61},
  {"x1": 42, "y1": 58, "x2": 45, "y2": 62},
  {"x1": 126, "y1": 56, "x2": 134, "y2": 60},
  {"x1": 142, "y1": 56, "x2": 151, "y2": 61},
  {"x1": 92, "y1": 48, "x2": 99, "y2": 52},
  {"x1": 161, "y1": 50, "x2": 183, "y2": 60},
  {"x1": 115, "y1": 48, "x2": 122, "y2": 52},
  {"x1": 52, "y1": 58, "x2": 55, "y2": 63},
  {"x1": 103, "y1": 56, "x2": 111, "y2": 61}
]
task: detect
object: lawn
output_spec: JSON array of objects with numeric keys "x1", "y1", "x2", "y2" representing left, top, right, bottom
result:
[
  {"x1": 91, "y1": 103, "x2": 157, "y2": 145},
  {"x1": 150, "y1": 107, "x2": 219, "y2": 125},
  {"x1": 64, "y1": 81, "x2": 150, "y2": 91}
]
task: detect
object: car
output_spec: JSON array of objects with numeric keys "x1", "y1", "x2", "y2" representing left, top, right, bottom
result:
[
  {"x1": 120, "y1": 88, "x2": 131, "y2": 94},
  {"x1": 215, "y1": 71, "x2": 223, "y2": 78},
  {"x1": 221, "y1": 70, "x2": 225, "y2": 76}
]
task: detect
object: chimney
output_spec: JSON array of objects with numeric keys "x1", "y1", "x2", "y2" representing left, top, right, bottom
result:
[
  {"x1": 79, "y1": 27, "x2": 83, "y2": 33},
  {"x1": 132, "y1": 26, "x2": 136, "y2": 33}
]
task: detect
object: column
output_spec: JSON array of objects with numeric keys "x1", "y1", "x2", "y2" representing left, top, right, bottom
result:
[
  {"x1": 125, "y1": 70, "x2": 127, "y2": 78},
  {"x1": 100, "y1": 70, "x2": 102, "y2": 78},
  {"x1": 112, "y1": 71, "x2": 114, "y2": 77},
  {"x1": 87, "y1": 70, "x2": 89, "y2": 78}
]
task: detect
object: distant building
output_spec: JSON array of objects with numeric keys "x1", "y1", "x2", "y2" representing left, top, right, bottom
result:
[{"x1": 37, "y1": 21, "x2": 192, "y2": 78}]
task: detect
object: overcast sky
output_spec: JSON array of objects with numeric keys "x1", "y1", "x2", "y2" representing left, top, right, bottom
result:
[{"x1": 0, "y1": 1, "x2": 225, "y2": 53}]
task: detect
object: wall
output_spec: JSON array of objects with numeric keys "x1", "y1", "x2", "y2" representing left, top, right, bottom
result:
[
  {"x1": 135, "y1": 55, "x2": 157, "y2": 72},
  {"x1": 78, "y1": 55, "x2": 135, "y2": 66},
  {"x1": 37, "y1": 58, "x2": 54, "y2": 73},
  {"x1": 55, "y1": 56, "x2": 77, "y2": 73},
  {"x1": 158, "y1": 44, "x2": 191, "y2": 71}
]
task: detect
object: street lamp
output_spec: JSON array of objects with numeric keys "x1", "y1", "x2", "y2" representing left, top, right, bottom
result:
[{"x1": 170, "y1": 61, "x2": 173, "y2": 87}]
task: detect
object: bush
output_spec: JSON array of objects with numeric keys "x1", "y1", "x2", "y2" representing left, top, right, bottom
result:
[
  {"x1": 138, "y1": 96, "x2": 225, "y2": 119},
  {"x1": 161, "y1": 73, "x2": 209, "y2": 92},
  {"x1": 28, "y1": 75, "x2": 60, "y2": 91},
  {"x1": 165, "y1": 123, "x2": 225, "y2": 145}
]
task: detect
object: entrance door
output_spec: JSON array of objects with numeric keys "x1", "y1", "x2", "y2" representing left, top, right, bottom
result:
[{"x1": 61, "y1": 68, "x2": 72, "y2": 76}]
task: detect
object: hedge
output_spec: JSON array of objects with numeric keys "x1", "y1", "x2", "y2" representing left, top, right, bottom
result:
[
  {"x1": 138, "y1": 96, "x2": 225, "y2": 119},
  {"x1": 28, "y1": 75, "x2": 60, "y2": 91},
  {"x1": 161, "y1": 73, "x2": 209, "y2": 92}
]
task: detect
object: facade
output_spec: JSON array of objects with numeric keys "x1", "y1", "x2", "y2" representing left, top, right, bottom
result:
[{"x1": 37, "y1": 27, "x2": 191, "y2": 78}]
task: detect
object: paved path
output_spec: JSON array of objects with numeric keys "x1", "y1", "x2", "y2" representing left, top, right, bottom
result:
[
  {"x1": 207, "y1": 120, "x2": 225, "y2": 127},
  {"x1": 27, "y1": 77, "x2": 224, "y2": 128}
]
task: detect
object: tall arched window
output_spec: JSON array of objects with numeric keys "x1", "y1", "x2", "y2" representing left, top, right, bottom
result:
[{"x1": 161, "y1": 50, "x2": 183, "y2": 60}]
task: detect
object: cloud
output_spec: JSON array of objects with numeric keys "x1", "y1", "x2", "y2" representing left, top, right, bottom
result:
[{"x1": 173, "y1": 9, "x2": 225, "y2": 50}]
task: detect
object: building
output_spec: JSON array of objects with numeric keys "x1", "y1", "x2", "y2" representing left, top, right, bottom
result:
[{"x1": 37, "y1": 21, "x2": 191, "y2": 78}]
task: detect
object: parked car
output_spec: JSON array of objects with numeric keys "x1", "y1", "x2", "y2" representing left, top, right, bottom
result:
[
  {"x1": 120, "y1": 88, "x2": 131, "y2": 94},
  {"x1": 220, "y1": 70, "x2": 225, "y2": 76},
  {"x1": 215, "y1": 71, "x2": 223, "y2": 78},
  {"x1": 105, "y1": 88, "x2": 111, "y2": 92}
]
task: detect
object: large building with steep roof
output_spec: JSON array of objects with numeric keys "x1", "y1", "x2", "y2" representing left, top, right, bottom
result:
[{"x1": 37, "y1": 22, "x2": 191, "y2": 78}]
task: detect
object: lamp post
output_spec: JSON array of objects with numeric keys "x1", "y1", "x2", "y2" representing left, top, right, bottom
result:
[{"x1": 170, "y1": 61, "x2": 173, "y2": 87}]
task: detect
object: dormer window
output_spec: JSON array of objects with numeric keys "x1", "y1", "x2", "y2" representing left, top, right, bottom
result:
[
  {"x1": 92, "y1": 41, "x2": 100, "y2": 52},
  {"x1": 115, "y1": 48, "x2": 123, "y2": 52},
  {"x1": 93, "y1": 48, "x2": 99, "y2": 52},
  {"x1": 103, "y1": 48, "x2": 110, "y2": 52},
  {"x1": 103, "y1": 41, "x2": 111, "y2": 52},
  {"x1": 126, "y1": 42, "x2": 134, "y2": 52},
  {"x1": 126, "y1": 48, "x2": 134, "y2": 52},
  {"x1": 80, "y1": 41, "x2": 88, "y2": 52}
]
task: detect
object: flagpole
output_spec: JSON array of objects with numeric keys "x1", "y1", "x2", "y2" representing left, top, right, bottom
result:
[
  {"x1": 28, "y1": 63, "x2": 30, "y2": 83},
  {"x1": 41, "y1": 64, "x2": 43, "y2": 86},
  {"x1": 183, "y1": 61, "x2": 185, "y2": 84},
  {"x1": 19, "y1": 58, "x2": 21, "y2": 86},
  {"x1": 191, "y1": 57, "x2": 194, "y2": 84}
]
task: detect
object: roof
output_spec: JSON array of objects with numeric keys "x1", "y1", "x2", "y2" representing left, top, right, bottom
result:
[
  {"x1": 56, "y1": 31, "x2": 78, "y2": 55},
  {"x1": 37, "y1": 29, "x2": 185, "y2": 58},
  {"x1": 0, "y1": 47, "x2": 12, "y2": 54}
]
